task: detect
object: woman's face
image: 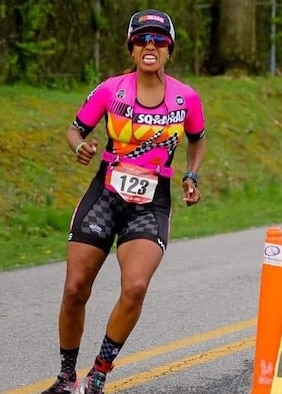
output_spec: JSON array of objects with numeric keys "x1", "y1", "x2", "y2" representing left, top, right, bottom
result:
[{"x1": 130, "y1": 32, "x2": 171, "y2": 72}]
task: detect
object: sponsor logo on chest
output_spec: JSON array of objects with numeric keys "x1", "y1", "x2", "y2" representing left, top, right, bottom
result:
[{"x1": 125, "y1": 106, "x2": 186, "y2": 125}]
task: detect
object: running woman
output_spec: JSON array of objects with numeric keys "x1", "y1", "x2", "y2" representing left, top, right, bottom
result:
[{"x1": 42, "y1": 8, "x2": 206, "y2": 394}]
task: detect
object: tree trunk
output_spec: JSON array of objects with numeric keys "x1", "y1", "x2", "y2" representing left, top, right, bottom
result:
[
  {"x1": 93, "y1": 0, "x2": 100, "y2": 72},
  {"x1": 208, "y1": 0, "x2": 257, "y2": 75}
]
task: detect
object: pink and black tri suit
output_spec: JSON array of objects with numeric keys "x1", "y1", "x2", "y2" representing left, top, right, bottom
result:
[{"x1": 69, "y1": 72, "x2": 205, "y2": 253}]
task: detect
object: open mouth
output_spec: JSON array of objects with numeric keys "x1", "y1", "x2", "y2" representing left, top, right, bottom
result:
[{"x1": 142, "y1": 54, "x2": 157, "y2": 65}]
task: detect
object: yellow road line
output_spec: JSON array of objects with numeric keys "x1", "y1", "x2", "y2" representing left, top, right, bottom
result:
[
  {"x1": 106, "y1": 336, "x2": 255, "y2": 392},
  {"x1": 2, "y1": 318, "x2": 256, "y2": 394},
  {"x1": 112, "y1": 318, "x2": 256, "y2": 367}
]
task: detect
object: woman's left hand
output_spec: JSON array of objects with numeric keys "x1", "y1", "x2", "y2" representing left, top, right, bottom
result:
[{"x1": 182, "y1": 179, "x2": 201, "y2": 206}]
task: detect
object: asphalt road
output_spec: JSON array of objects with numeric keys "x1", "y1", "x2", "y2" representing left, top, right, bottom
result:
[{"x1": 0, "y1": 226, "x2": 277, "y2": 394}]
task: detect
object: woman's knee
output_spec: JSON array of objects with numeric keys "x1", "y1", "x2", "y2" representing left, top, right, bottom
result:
[
  {"x1": 122, "y1": 281, "x2": 148, "y2": 307},
  {"x1": 62, "y1": 280, "x2": 92, "y2": 309}
]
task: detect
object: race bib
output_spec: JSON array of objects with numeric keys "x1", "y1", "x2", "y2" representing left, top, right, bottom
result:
[{"x1": 106, "y1": 162, "x2": 158, "y2": 204}]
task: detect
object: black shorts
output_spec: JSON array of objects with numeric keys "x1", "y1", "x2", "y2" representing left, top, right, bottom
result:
[{"x1": 68, "y1": 178, "x2": 171, "y2": 254}]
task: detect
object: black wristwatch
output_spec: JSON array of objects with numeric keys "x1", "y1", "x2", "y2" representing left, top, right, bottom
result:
[{"x1": 182, "y1": 171, "x2": 199, "y2": 187}]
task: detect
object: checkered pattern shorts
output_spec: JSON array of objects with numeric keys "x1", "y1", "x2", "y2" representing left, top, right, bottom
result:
[{"x1": 69, "y1": 179, "x2": 170, "y2": 254}]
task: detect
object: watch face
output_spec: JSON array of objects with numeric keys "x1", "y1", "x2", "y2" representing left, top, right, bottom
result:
[{"x1": 190, "y1": 173, "x2": 198, "y2": 180}]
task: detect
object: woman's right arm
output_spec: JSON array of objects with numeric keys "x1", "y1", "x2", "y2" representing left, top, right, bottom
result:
[{"x1": 66, "y1": 81, "x2": 109, "y2": 165}]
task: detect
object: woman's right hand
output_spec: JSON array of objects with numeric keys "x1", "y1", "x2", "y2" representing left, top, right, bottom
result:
[{"x1": 76, "y1": 139, "x2": 98, "y2": 165}]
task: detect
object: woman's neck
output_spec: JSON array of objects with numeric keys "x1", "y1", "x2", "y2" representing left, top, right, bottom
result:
[
  {"x1": 136, "y1": 68, "x2": 165, "y2": 85},
  {"x1": 136, "y1": 69, "x2": 165, "y2": 107}
]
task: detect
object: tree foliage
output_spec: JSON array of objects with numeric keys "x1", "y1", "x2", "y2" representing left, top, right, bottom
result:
[{"x1": 0, "y1": 0, "x2": 281, "y2": 85}]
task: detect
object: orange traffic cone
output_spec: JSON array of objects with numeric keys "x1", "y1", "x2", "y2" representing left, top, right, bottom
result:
[
  {"x1": 251, "y1": 226, "x2": 282, "y2": 394},
  {"x1": 270, "y1": 335, "x2": 282, "y2": 394}
]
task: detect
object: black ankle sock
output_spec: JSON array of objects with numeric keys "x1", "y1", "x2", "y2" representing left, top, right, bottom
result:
[
  {"x1": 99, "y1": 335, "x2": 124, "y2": 363},
  {"x1": 60, "y1": 347, "x2": 79, "y2": 380}
]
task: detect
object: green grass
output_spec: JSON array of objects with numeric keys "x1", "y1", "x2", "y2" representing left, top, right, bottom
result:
[{"x1": 1, "y1": 76, "x2": 282, "y2": 271}]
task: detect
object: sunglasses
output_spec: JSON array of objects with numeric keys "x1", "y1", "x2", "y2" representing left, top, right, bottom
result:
[{"x1": 131, "y1": 33, "x2": 171, "y2": 48}]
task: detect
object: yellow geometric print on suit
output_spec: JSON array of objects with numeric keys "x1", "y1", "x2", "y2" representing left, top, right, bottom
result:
[
  {"x1": 107, "y1": 113, "x2": 133, "y2": 144},
  {"x1": 107, "y1": 112, "x2": 185, "y2": 156}
]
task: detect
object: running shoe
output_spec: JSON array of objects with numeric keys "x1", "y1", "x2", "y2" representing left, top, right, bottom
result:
[
  {"x1": 79, "y1": 356, "x2": 113, "y2": 394},
  {"x1": 41, "y1": 372, "x2": 78, "y2": 393}
]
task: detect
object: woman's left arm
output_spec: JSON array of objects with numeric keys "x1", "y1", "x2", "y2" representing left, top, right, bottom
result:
[
  {"x1": 182, "y1": 89, "x2": 206, "y2": 206},
  {"x1": 186, "y1": 135, "x2": 206, "y2": 173}
]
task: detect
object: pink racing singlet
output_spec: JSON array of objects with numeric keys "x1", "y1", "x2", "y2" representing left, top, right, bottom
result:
[{"x1": 73, "y1": 72, "x2": 205, "y2": 203}]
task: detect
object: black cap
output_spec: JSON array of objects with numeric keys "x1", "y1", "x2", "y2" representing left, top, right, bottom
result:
[{"x1": 127, "y1": 9, "x2": 175, "y2": 43}]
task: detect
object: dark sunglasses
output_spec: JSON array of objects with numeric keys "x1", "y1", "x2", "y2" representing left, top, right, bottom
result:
[{"x1": 131, "y1": 33, "x2": 171, "y2": 48}]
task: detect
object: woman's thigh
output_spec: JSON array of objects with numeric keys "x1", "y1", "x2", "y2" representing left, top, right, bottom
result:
[
  {"x1": 117, "y1": 239, "x2": 163, "y2": 290},
  {"x1": 65, "y1": 242, "x2": 108, "y2": 290}
]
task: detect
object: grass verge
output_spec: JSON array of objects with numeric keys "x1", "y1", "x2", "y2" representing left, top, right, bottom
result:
[{"x1": 1, "y1": 76, "x2": 282, "y2": 271}]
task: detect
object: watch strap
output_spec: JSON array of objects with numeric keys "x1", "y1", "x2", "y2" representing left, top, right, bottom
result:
[{"x1": 182, "y1": 171, "x2": 199, "y2": 187}]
